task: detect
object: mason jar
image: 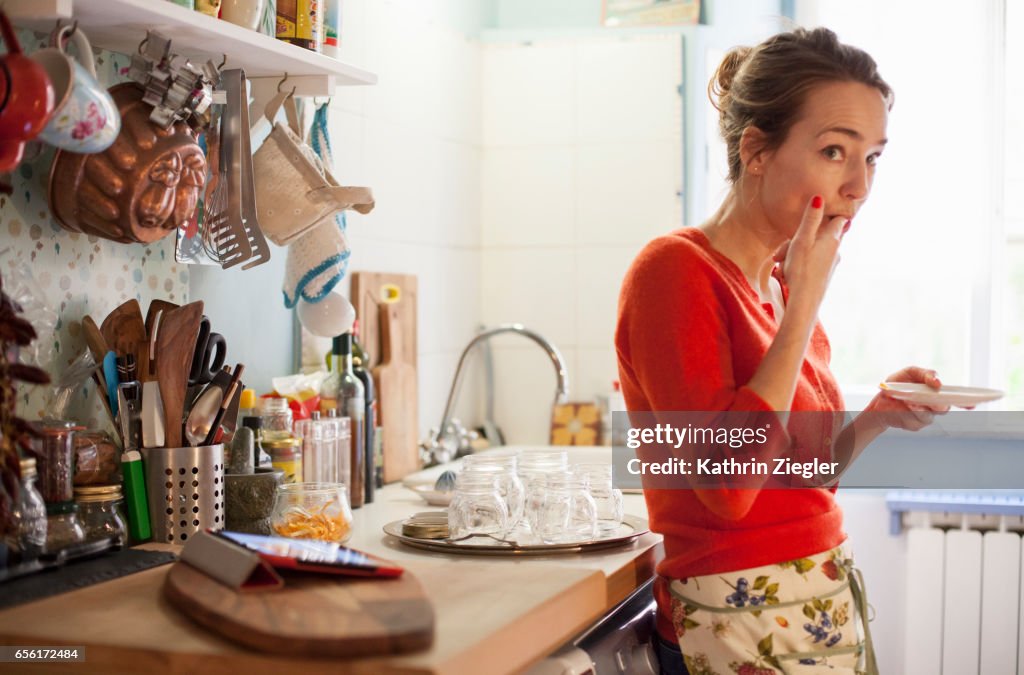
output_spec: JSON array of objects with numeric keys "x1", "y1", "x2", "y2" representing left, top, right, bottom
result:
[
  {"x1": 74, "y1": 484, "x2": 128, "y2": 547},
  {"x1": 447, "y1": 471, "x2": 509, "y2": 539},
  {"x1": 572, "y1": 463, "x2": 624, "y2": 535},
  {"x1": 463, "y1": 452, "x2": 524, "y2": 529},
  {"x1": 536, "y1": 471, "x2": 598, "y2": 545}
]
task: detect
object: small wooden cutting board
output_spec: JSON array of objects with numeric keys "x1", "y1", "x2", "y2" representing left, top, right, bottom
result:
[{"x1": 163, "y1": 561, "x2": 435, "y2": 657}]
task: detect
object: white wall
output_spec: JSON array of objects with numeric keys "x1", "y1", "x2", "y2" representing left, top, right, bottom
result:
[{"x1": 479, "y1": 35, "x2": 683, "y2": 444}]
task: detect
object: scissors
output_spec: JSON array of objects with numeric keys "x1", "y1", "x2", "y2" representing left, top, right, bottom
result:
[{"x1": 189, "y1": 315, "x2": 227, "y2": 387}]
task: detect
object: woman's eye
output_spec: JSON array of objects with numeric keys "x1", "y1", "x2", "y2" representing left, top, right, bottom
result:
[
  {"x1": 822, "y1": 146, "x2": 844, "y2": 161},
  {"x1": 867, "y1": 152, "x2": 882, "y2": 166}
]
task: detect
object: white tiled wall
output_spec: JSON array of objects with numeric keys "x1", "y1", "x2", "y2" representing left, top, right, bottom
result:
[
  {"x1": 326, "y1": 0, "x2": 484, "y2": 438},
  {"x1": 480, "y1": 35, "x2": 683, "y2": 444}
]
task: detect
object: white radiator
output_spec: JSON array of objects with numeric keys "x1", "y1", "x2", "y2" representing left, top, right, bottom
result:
[{"x1": 889, "y1": 493, "x2": 1024, "y2": 675}]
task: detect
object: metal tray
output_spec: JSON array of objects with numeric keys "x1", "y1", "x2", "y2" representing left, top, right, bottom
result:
[{"x1": 383, "y1": 514, "x2": 650, "y2": 556}]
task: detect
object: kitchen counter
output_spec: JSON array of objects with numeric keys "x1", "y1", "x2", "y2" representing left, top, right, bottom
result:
[{"x1": 0, "y1": 447, "x2": 662, "y2": 674}]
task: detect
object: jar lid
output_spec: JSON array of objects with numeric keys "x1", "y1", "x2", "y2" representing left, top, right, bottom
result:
[
  {"x1": 264, "y1": 437, "x2": 302, "y2": 449},
  {"x1": 32, "y1": 419, "x2": 86, "y2": 435},
  {"x1": 19, "y1": 456, "x2": 36, "y2": 476},
  {"x1": 74, "y1": 484, "x2": 124, "y2": 502}
]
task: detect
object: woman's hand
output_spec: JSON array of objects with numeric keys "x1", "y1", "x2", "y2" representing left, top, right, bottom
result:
[
  {"x1": 776, "y1": 195, "x2": 847, "y2": 314},
  {"x1": 865, "y1": 366, "x2": 951, "y2": 432}
]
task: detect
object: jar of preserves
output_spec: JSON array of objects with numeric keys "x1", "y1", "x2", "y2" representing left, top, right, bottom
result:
[
  {"x1": 265, "y1": 436, "x2": 303, "y2": 485},
  {"x1": 74, "y1": 484, "x2": 128, "y2": 547},
  {"x1": 271, "y1": 482, "x2": 352, "y2": 543},
  {"x1": 44, "y1": 501, "x2": 86, "y2": 552}
]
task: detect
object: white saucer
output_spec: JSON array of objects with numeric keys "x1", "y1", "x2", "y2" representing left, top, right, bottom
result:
[
  {"x1": 879, "y1": 382, "x2": 1004, "y2": 408},
  {"x1": 404, "y1": 482, "x2": 453, "y2": 507}
]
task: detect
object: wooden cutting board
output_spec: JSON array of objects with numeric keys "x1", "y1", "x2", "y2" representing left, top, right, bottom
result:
[
  {"x1": 350, "y1": 272, "x2": 417, "y2": 371},
  {"x1": 163, "y1": 561, "x2": 435, "y2": 657},
  {"x1": 352, "y1": 272, "x2": 420, "y2": 483},
  {"x1": 372, "y1": 304, "x2": 420, "y2": 484}
]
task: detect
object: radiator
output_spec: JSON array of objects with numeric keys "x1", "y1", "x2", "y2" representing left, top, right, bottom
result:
[{"x1": 888, "y1": 493, "x2": 1024, "y2": 675}]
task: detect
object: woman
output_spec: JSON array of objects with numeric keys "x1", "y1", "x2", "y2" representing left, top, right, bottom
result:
[{"x1": 615, "y1": 28, "x2": 947, "y2": 674}]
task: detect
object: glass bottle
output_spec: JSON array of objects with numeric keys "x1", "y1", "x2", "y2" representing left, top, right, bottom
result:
[
  {"x1": 265, "y1": 436, "x2": 304, "y2": 484},
  {"x1": 74, "y1": 484, "x2": 128, "y2": 547},
  {"x1": 327, "y1": 409, "x2": 351, "y2": 488},
  {"x1": 332, "y1": 334, "x2": 365, "y2": 508},
  {"x1": 242, "y1": 416, "x2": 272, "y2": 469},
  {"x1": 12, "y1": 457, "x2": 47, "y2": 560},
  {"x1": 352, "y1": 354, "x2": 375, "y2": 504}
]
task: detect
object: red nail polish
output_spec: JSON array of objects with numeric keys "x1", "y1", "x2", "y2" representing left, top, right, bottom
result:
[{"x1": 811, "y1": 195, "x2": 823, "y2": 209}]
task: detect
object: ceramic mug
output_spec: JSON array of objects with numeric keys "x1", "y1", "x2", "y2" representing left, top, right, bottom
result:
[
  {"x1": 221, "y1": 0, "x2": 266, "y2": 30},
  {"x1": 0, "y1": 11, "x2": 55, "y2": 169},
  {"x1": 29, "y1": 24, "x2": 119, "y2": 154}
]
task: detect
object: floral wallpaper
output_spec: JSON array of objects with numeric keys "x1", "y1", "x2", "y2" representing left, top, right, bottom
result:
[{"x1": 0, "y1": 31, "x2": 188, "y2": 429}]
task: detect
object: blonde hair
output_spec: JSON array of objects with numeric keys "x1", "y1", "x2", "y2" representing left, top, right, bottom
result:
[{"x1": 710, "y1": 27, "x2": 893, "y2": 183}]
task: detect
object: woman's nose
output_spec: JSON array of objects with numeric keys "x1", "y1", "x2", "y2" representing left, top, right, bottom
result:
[{"x1": 842, "y1": 161, "x2": 871, "y2": 201}]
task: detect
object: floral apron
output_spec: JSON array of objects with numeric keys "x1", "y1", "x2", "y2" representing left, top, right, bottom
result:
[{"x1": 668, "y1": 545, "x2": 878, "y2": 675}]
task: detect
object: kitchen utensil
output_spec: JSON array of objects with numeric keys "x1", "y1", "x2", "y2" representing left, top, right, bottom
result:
[
  {"x1": 48, "y1": 84, "x2": 206, "y2": 243},
  {"x1": 163, "y1": 558, "x2": 435, "y2": 657},
  {"x1": 403, "y1": 481, "x2": 453, "y2": 507},
  {"x1": 188, "y1": 316, "x2": 227, "y2": 387},
  {"x1": 100, "y1": 299, "x2": 149, "y2": 376},
  {"x1": 201, "y1": 378, "x2": 240, "y2": 447},
  {"x1": 351, "y1": 271, "x2": 418, "y2": 370},
  {"x1": 184, "y1": 366, "x2": 234, "y2": 446},
  {"x1": 200, "y1": 122, "x2": 228, "y2": 262},
  {"x1": 120, "y1": 449, "x2": 151, "y2": 542},
  {"x1": 372, "y1": 304, "x2": 419, "y2": 484},
  {"x1": 382, "y1": 514, "x2": 650, "y2": 556},
  {"x1": 878, "y1": 382, "x2": 1004, "y2": 408},
  {"x1": 141, "y1": 310, "x2": 165, "y2": 449},
  {"x1": 156, "y1": 301, "x2": 205, "y2": 448},
  {"x1": 102, "y1": 351, "x2": 119, "y2": 416},
  {"x1": 145, "y1": 299, "x2": 179, "y2": 338},
  {"x1": 142, "y1": 443, "x2": 223, "y2": 543},
  {"x1": 434, "y1": 469, "x2": 457, "y2": 493},
  {"x1": 81, "y1": 315, "x2": 115, "y2": 422},
  {"x1": 29, "y1": 23, "x2": 119, "y2": 153}
]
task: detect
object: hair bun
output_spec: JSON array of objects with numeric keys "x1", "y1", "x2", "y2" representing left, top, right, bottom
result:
[{"x1": 709, "y1": 46, "x2": 752, "y2": 112}]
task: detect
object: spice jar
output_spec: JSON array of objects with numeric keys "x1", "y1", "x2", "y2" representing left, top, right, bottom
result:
[
  {"x1": 12, "y1": 457, "x2": 47, "y2": 560},
  {"x1": 74, "y1": 484, "x2": 128, "y2": 547},
  {"x1": 265, "y1": 436, "x2": 303, "y2": 484},
  {"x1": 32, "y1": 420, "x2": 85, "y2": 504},
  {"x1": 260, "y1": 397, "x2": 294, "y2": 442},
  {"x1": 44, "y1": 501, "x2": 86, "y2": 552}
]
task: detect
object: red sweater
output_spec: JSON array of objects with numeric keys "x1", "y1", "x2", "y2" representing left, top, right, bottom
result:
[{"x1": 615, "y1": 228, "x2": 846, "y2": 640}]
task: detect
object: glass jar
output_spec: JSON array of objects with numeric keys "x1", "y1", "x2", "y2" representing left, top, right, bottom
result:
[
  {"x1": 12, "y1": 457, "x2": 47, "y2": 560},
  {"x1": 32, "y1": 420, "x2": 84, "y2": 504},
  {"x1": 44, "y1": 501, "x2": 86, "y2": 552},
  {"x1": 518, "y1": 448, "x2": 568, "y2": 533},
  {"x1": 74, "y1": 484, "x2": 128, "y2": 547},
  {"x1": 536, "y1": 471, "x2": 598, "y2": 545},
  {"x1": 463, "y1": 452, "x2": 525, "y2": 529},
  {"x1": 572, "y1": 463, "x2": 624, "y2": 535},
  {"x1": 447, "y1": 471, "x2": 510, "y2": 539},
  {"x1": 265, "y1": 436, "x2": 303, "y2": 484},
  {"x1": 271, "y1": 482, "x2": 353, "y2": 543},
  {"x1": 260, "y1": 397, "x2": 294, "y2": 442}
]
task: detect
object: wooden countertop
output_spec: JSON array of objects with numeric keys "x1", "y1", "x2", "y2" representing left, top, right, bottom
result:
[{"x1": 0, "y1": 447, "x2": 662, "y2": 674}]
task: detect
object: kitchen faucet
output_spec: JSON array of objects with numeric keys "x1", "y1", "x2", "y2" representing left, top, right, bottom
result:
[{"x1": 420, "y1": 324, "x2": 570, "y2": 466}]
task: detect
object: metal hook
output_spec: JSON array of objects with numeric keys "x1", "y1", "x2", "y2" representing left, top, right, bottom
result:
[
  {"x1": 137, "y1": 34, "x2": 149, "y2": 56},
  {"x1": 313, "y1": 97, "x2": 332, "y2": 108},
  {"x1": 277, "y1": 72, "x2": 290, "y2": 93},
  {"x1": 51, "y1": 19, "x2": 78, "y2": 49},
  {"x1": 217, "y1": 54, "x2": 227, "y2": 70}
]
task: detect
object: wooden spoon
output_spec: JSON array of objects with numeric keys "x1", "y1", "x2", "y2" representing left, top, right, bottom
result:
[
  {"x1": 101, "y1": 299, "x2": 149, "y2": 377},
  {"x1": 156, "y1": 301, "x2": 204, "y2": 448},
  {"x1": 146, "y1": 299, "x2": 179, "y2": 339},
  {"x1": 82, "y1": 315, "x2": 115, "y2": 423}
]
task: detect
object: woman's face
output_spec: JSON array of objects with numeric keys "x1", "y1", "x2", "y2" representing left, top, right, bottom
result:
[{"x1": 753, "y1": 80, "x2": 889, "y2": 239}]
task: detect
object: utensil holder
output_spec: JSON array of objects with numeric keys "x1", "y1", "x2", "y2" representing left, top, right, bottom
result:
[{"x1": 142, "y1": 444, "x2": 224, "y2": 543}]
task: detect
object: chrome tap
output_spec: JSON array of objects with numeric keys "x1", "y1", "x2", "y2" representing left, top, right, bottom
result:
[{"x1": 420, "y1": 324, "x2": 570, "y2": 466}]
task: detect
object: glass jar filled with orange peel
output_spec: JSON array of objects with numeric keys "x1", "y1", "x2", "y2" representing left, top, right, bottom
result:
[{"x1": 270, "y1": 482, "x2": 353, "y2": 543}]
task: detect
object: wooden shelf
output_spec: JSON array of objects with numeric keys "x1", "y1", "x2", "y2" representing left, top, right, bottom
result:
[{"x1": 7, "y1": 0, "x2": 376, "y2": 96}]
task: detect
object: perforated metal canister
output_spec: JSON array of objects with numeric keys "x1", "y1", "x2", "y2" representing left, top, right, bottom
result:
[{"x1": 142, "y1": 445, "x2": 225, "y2": 543}]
